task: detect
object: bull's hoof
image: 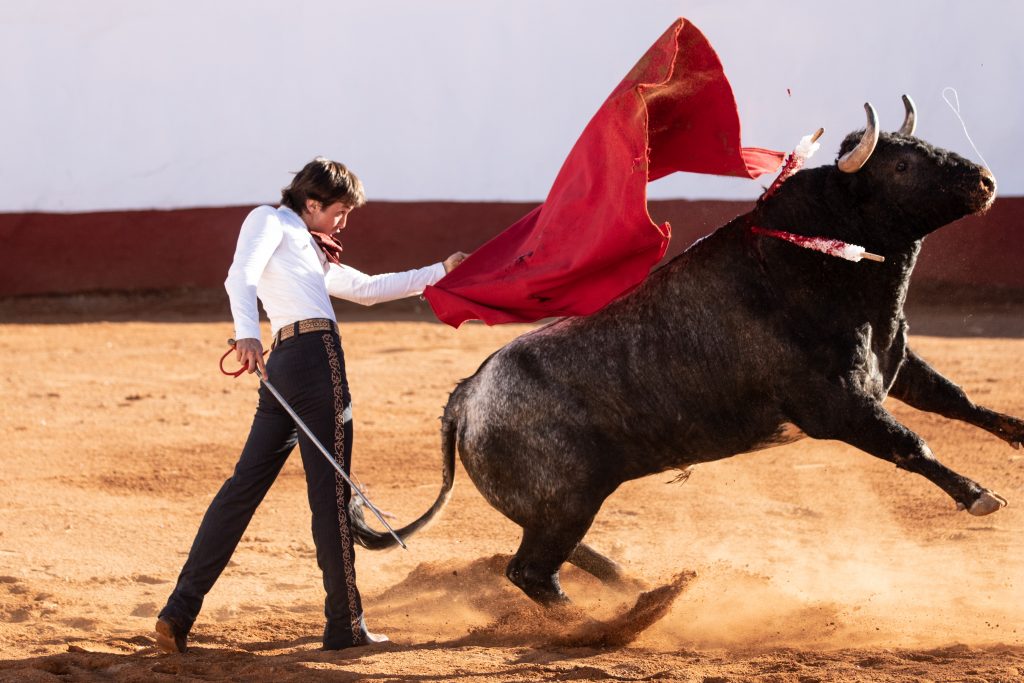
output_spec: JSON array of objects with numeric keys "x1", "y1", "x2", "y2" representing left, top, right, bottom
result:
[
  {"x1": 505, "y1": 560, "x2": 568, "y2": 606},
  {"x1": 967, "y1": 491, "x2": 1008, "y2": 516}
]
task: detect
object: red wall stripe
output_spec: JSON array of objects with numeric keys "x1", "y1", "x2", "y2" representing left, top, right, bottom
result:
[{"x1": 2, "y1": 198, "x2": 1022, "y2": 297}]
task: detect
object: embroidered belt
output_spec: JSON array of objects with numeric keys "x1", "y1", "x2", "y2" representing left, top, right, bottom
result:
[{"x1": 273, "y1": 318, "x2": 337, "y2": 347}]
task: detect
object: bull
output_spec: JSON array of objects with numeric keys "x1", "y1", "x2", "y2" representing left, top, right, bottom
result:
[{"x1": 354, "y1": 98, "x2": 1023, "y2": 606}]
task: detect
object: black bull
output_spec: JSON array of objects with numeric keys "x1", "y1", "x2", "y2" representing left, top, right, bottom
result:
[{"x1": 353, "y1": 102, "x2": 1023, "y2": 605}]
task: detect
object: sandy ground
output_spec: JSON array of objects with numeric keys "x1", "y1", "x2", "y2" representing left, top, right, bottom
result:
[{"x1": 1, "y1": 297, "x2": 1023, "y2": 682}]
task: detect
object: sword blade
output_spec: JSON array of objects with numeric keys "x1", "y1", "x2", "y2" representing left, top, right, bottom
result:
[{"x1": 255, "y1": 369, "x2": 407, "y2": 550}]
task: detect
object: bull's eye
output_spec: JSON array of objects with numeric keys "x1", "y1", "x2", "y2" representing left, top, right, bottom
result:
[{"x1": 896, "y1": 161, "x2": 908, "y2": 172}]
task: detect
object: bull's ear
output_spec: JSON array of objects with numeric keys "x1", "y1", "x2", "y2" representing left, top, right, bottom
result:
[
  {"x1": 898, "y1": 94, "x2": 917, "y2": 136},
  {"x1": 838, "y1": 103, "x2": 880, "y2": 173}
]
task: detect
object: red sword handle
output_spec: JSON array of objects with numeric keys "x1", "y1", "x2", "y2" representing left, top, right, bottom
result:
[{"x1": 219, "y1": 338, "x2": 266, "y2": 377}]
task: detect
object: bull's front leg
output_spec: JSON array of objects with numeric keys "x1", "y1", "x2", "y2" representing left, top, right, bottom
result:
[
  {"x1": 789, "y1": 392, "x2": 1006, "y2": 516},
  {"x1": 889, "y1": 348, "x2": 1024, "y2": 449}
]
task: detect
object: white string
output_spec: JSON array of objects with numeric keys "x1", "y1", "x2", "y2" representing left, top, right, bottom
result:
[{"x1": 942, "y1": 86, "x2": 990, "y2": 169}]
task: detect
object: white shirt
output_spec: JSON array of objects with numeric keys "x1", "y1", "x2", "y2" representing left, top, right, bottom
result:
[{"x1": 224, "y1": 205, "x2": 446, "y2": 340}]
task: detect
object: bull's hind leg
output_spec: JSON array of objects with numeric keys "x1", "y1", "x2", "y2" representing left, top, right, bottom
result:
[
  {"x1": 506, "y1": 516, "x2": 596, "y2": 606},
  {"x1": 569, "y1": 543, "x2": 629, "y2": 586}
]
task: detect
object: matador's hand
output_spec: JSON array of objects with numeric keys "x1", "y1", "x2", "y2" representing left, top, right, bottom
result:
[
  {"x1": 443, "y1": 251, "x2": 470, "y2": 273},
  {"x1": 235, "y1": 338, "x2": 268, "y2": 378}
]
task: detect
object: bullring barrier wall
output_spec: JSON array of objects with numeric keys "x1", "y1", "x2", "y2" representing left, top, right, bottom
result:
[{"x1": 1, "y1": 198, "x2": 1021, "y2": 300}]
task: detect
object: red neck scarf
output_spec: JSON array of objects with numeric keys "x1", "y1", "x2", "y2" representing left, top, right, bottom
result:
[{"x1": 310, "y1": 231, "x2": 344, "y2": 266}]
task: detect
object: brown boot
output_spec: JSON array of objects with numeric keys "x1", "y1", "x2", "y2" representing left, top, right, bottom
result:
[{"x1": 155, "y1": 616, "x2": 189, "y2": 654}]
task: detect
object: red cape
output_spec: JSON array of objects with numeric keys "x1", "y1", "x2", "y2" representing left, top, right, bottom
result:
[{"x1": 424, "y1": 18, "x2": 784, "y2": 327}]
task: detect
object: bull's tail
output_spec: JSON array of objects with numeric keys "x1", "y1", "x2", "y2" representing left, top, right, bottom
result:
[{"x1": 349, "y1": 413, "x2": 457, "y2": 550}]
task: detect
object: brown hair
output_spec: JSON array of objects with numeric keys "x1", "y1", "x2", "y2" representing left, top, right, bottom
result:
[{"x1": 281, "y1": 157, "x2": 366, "y2": 212}]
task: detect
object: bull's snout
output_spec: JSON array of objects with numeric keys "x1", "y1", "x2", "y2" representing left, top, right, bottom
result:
[
  {"x1": 980, "y1": 170, "x2": 996, "y2": 195},
  {"x1": 975, "y1": 169, "x2": 997, "y2": 212}
]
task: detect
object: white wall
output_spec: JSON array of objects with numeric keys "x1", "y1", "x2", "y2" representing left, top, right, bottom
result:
[{"x1": 2, "y1": 0, "x2": 1021, "y2": 212}]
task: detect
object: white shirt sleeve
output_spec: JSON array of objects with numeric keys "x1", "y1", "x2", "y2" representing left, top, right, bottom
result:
[
  {"x1": 325, "y1": 262, "x2": 447, "y2": 306},
  {"x1": 224, "y1": 206, "x2": 285, "y2": 340}
]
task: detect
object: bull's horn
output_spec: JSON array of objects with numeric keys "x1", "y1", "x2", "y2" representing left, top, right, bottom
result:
[
  {"x1": 898, "y1": 94, "x2": 917, "y2": 136},
  {"x1": 838, "y1": 102, "x2": 879, "y2": 173}
]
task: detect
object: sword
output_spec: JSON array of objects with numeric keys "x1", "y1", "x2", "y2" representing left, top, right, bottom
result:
[{"x1": 221, "y1": 340, "x2": 407, "y2": 549}]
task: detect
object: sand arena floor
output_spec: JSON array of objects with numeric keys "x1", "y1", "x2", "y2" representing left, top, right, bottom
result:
[{"x1": 0, "y1": 296, "x2": 1022, "y2": 681}]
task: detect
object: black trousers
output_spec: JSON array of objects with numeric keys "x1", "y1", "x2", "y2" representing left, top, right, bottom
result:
[{"x1": 160, "y1": 328, "x2": 366, "y2": 648}]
